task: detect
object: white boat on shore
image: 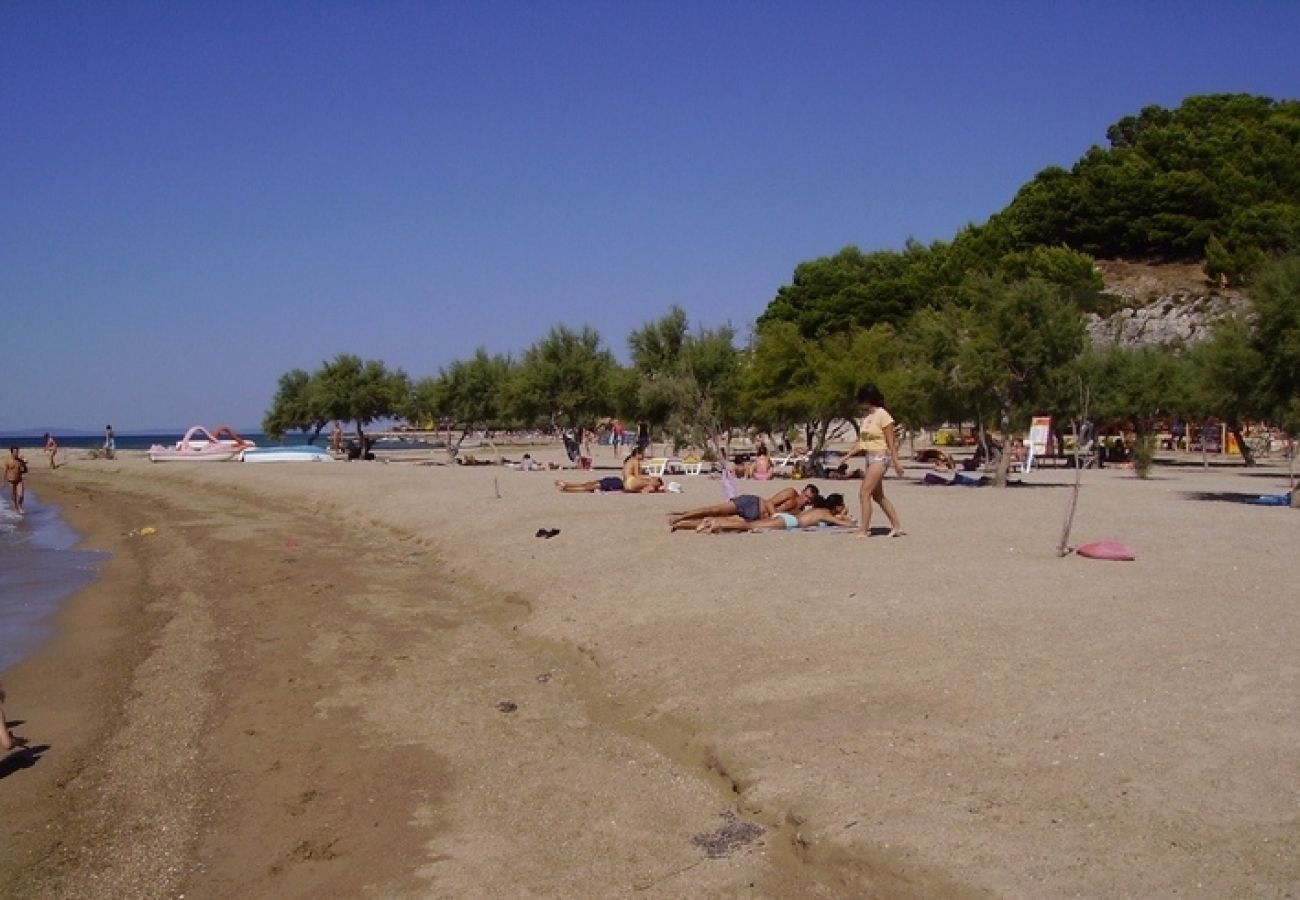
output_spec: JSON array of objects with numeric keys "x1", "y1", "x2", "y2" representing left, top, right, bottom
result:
[
  {"x1": 240, "y1": 445, "x2": 333, "y2": 463},
  {"x1": 149, "y1": 425, "x2": 254, "y2": 463}
]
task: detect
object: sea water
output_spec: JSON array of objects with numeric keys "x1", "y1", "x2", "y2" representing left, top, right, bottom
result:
[{"x1": 0, "y1": 493, "x2": 106, "y2": 674}]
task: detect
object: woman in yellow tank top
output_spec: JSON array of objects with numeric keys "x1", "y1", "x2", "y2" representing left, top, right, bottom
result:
[{"x1": 845, "y1": 383, "x2": 905, "y2": 538}]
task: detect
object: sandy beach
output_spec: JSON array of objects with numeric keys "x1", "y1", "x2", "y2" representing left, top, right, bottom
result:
[{"x1": 2, "y1": 449, "x2": 1298, "y2": 897}]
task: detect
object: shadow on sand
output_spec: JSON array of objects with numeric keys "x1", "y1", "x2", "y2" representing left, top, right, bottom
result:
[{"x1": 0, "y1": 743, "x2": 49, "y2": 780}]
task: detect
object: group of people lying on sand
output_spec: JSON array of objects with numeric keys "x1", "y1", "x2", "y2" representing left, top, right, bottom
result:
[
  {"x1": 555, "y1": 453, "x2": 855, "y2": 533},
  {"x1": 668, "y1": 484, "x2": 855, "y2": 533}
]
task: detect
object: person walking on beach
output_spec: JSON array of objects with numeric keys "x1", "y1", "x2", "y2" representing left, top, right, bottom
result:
[
  {"x1": 4, "y1": 447, "x2": 27, "y2": 514},
  {"x1": 103, "y1": 425, "x2": 116, "y2": 459},
  {"x1": 330, "y1": 422, "x2": 343, "y2": 454},
  {"x1": 1, "y1": 684, "x2": 28, "y2": 752},
  {"x1": 43, "y1": 433, "x2": 58, "y2": 469},
  {"x1": 844, "y1": 384, "x2": 905, "y2": 538}
]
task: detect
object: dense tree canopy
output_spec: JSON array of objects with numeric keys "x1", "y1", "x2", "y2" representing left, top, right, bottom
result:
[
  {"x1": 1004, "y1": 94, "x2": 1300, "y2": 276},
  {"x1": 1249, "y1": 255, "x2": 1300, "y2": 439},
  {"x1": 263, "y1": 355, "x2": 408, "y2": 445},
  {"x1": 508, "y1": 325, "x2": 617, "y2": 434},
  {"x1": 262, "y1": 368, "x2": 326, "y2": 442},
  {"x1": 625, "y1": 307, "x2": 743, "y2": 448}
]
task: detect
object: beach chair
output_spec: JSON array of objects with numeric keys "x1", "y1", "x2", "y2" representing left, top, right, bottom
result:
[{"x1": 641, "y1": 457, "x2": 669, "y2": 477}]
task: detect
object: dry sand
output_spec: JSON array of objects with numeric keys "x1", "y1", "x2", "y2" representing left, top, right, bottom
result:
[{"x1": 1, "y1": 448, "x2": 1297, "y2": 898}]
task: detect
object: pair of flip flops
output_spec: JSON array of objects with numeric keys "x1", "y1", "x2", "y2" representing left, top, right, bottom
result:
[{"x1": 534, "y1": 528, "x2": 561, "y2": 539}]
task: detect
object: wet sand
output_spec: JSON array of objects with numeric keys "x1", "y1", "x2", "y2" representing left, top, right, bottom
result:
[{"x1": 1, "y1": 450, "x2": 1297, "y2": 897}]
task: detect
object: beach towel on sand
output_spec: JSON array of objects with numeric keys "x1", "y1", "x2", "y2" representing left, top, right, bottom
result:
[
  {"x1": 759, "y1": 524, "x2": 856, "y2": 534},
  {"x1": 1250, "y1": 492, "x2": 1292, "y2": 506},
  {"x1": 922, "y1": 472, "x2": 990, "y2": 487}
]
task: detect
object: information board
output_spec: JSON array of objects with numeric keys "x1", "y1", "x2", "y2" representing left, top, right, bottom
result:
[
  {"x1": 1028, "y1": 416, "x2": 1052, "y2": 455},
  {"x1": 1025, "y1": 416, "x2": 1052, "y2": 472}
]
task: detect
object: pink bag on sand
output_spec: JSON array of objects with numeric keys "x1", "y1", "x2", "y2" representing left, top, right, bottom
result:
[{"x1": 1077, "y1": 540, "x2": 1136, "y2": 561}]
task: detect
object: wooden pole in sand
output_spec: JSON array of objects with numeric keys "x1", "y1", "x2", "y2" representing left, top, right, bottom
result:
[
  {"x1": 1289, "y1": 437, "x2": 1297, "y2": 508},
  {"x1": 1056, "y1": 386, "x2": 1089, "y2": 557}
]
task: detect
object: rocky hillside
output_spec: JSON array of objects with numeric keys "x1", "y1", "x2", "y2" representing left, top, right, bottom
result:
[{"x1": 1086, "y1": 260, "x2": 1251, "y2": 350}]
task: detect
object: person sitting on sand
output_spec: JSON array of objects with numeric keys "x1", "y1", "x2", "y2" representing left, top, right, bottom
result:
[
  {"x1": 744, "y1": 444, "x2": 774, "y2": 480},
  {"x1": 555, "y1": 475, "x2": 664, "y2": 493},
  {"x1": 621, "y1": 446, "x2": 661, "y2": 493},
  {"x1": 693, "y1": 493, "x2": 857, "y2": 533}
]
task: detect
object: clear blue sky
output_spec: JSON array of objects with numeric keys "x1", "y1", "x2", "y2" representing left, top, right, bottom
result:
[{"x1": 4, "y1": 1, "x2": 1299, "y2": 431}]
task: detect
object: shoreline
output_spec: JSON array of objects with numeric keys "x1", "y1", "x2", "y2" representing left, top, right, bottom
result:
[{"x1": 2, "y1": 455, "x2": 1298, "y2": 896}]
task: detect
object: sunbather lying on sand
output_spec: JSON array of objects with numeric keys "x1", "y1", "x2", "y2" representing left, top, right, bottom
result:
[
  {"x1": 694, "y1": 493, "x2": 856, "y2": 533},
  {"x1": 556, "y1": 476, "x2": 664, "y2": 493},
  {"x1": 914, "y1": 448, "x2": 954, "y2": 470},
  {"x1": 668, "y1": 485, "x2": 818, "y2": 531},
  {"x1": 770, "y1": 484, "x2": 820, "y2": 513},
  {"x1": 513, "y1": 453, "x2": 559, "y2": 471},
  {"x1": 456, "y1": 453, "x2": 496, "y2": 466}
]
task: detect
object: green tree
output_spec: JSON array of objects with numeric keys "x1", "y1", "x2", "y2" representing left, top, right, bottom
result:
[
  {"x1": 626, "y1": 307, "x2": 742, "y2": 450},
  {"x1": 311, "y1": 353, "x2": 409, "y2": 447},
  {"x1": 1006, "y1": 94, "x2": 1300, "y2": 270},
  {"x1": 1248, "y1": 255, "x2": 1300, "y2": 505},
  {"x1": 407, "y1": 348, "x2": 515, "y2": 455},
  {"x1": 996, "y1": 245, "x2": 1107, "y2": 313},
  {"x1": 757, "y1": 244, "x2": 937, "y2": 339},
  {"x1": 742, "y1": 322, "x2": 900, "y2": 461},
  {"x1": 626, "y1": 307, "x2": 690, "y2": 440},
  {"x1": 1081, "y1": 347, "x2": 1192, "y2": 476},
  {"x1": 740, "y1": 321, "x2": 821, "y2": 443},
  {"x1": 950, "y1": 277, "x2": 1086, "y2": 485},
  {"x1": 262, "y1": 368, "x2": 328, "y2": 443},
  {"x1": 508, "y1": 325, "x2": 616, "y2": 435},
  {"x1": 400, "y1": 376, "x2": 441, "y2": 430},
  {"x1": 1186, "y1": 317, "x2": 1267, "y2": 466}
]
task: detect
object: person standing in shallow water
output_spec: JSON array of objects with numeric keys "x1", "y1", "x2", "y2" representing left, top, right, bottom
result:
[
  {"x1": 4, "y1": 447, "x2": 27, "y2": 514},
  {"x1": 844, "y1": 384, "x2": 905, "y2": 538}
]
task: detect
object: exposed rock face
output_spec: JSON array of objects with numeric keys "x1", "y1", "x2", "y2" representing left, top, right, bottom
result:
[
  {"x1": 1087, "y1": 260, "x2": 1251, "y2": 350},
  {"x1": 1086, "y1": 292, "x2": 1251, "y2": 350}
]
